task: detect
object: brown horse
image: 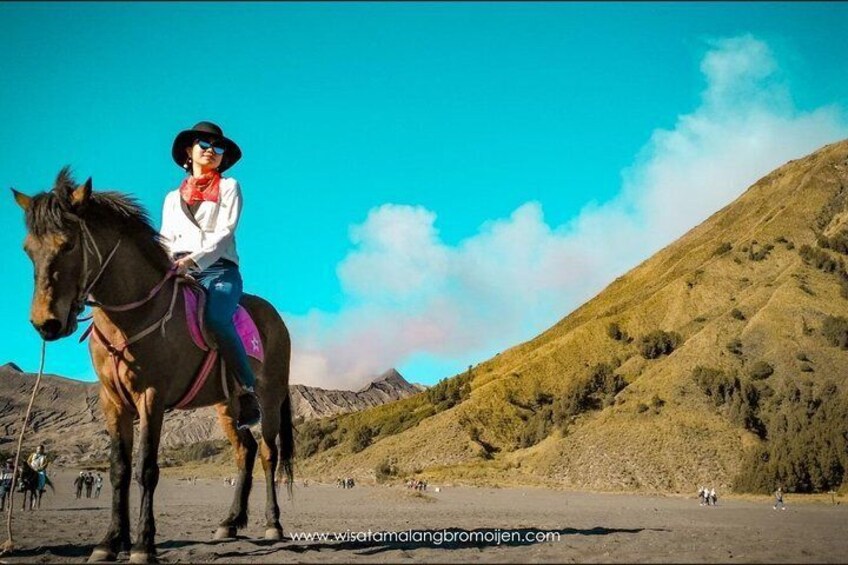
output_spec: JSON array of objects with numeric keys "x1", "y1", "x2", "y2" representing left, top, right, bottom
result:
[
  {"x1": 16, "y1": 461, "x2": 53, "y2": 510},
  {"x1": 12, "y1": 168, "x2": 295, "y2": 563}
]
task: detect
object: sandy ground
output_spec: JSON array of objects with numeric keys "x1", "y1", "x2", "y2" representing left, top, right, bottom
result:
[{"x1": 1, "y1": 469, "x2": 846, "y2": 563}]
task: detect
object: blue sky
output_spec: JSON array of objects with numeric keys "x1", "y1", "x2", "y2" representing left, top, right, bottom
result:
[{"x1": 2, "y1": 2, "x2": 847, "y2": 388}]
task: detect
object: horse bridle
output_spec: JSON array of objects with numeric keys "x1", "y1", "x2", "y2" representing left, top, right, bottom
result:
[
  {"x1": 62, "y1": 211, "x2": 177, "y2": 317},
  {"x1": 61, "y1": 211, "x2": 122, "y2": 319}
]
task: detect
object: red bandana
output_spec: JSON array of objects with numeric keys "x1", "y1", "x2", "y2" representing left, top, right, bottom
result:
[{"x1": 180, "y1": 171, "x2": 221, "y2": 205}]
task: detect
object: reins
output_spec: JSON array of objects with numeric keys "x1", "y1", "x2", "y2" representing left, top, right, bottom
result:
[{"x1": 69, "y1": 211, "x2": 189, "y2": 410}]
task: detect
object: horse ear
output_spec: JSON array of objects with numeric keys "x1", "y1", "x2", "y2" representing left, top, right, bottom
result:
[
  {"x1": 11, "y1": 188, "x2": 31, "y2": 211},
  {"x1": 70, "y1": 177, "x2": 92, "y2": 209}
]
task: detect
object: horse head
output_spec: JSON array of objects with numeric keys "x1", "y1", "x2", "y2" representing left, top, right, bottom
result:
[
  {"x1": 12, "y1": 167, "x2": 168, "y2": 341},
  {"x1": 12, "y1": 167, "x2": 94, "y2": 341}
]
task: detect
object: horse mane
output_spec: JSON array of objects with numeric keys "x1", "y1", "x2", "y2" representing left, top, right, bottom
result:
[{"x1": 26, "y1": 166, "x2": 171, "y2": 271}]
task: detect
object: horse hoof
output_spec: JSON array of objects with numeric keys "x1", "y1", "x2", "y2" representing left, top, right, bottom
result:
[
  {"x1": 214, "y1": 526, "x2": 237, "y2": 540},
  {"x1": 88, "y1": 548, "x2": 116, "y2": 562},
  {"x1": 129, "y1": 551, "x2": 157, "y2": 564},
  {"x1": 265, "y1": 527, "x2": 284, "y2": 541}
]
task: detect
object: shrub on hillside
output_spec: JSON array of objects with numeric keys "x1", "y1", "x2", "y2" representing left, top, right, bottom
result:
[
  {"x1": 713, "y1": 242, "x2": 733, "y2": 256},
  {"x1": 518, "y1": 406, "x2": 555, "y2": 448},
  {"x1": 427, "y1": 369, "x2": 472, "y2": 412},
  {"x1": 638, "y1": 330, "x2": 682, "y2": 359},
  {"x1": 462, "y1": 423, "x2": 500, "y2": 459},
  {"x1": 817, "y1": 230, "x2": 848, "y2": 255},
  {"x1": 799, "y1": 244, "x2": 845, "y2": 274},
  {"x1": 726, "y1": 338, "x2": 743, "y2": 356},
  {"x1": 822, "y1": 315, "x2": 848, "y2": 349},
  {"x1": 375, "y1": 402, "x2": 436, "y2": 437},
  {"x1": 730, "y1": 308, "x2": 746, "y2": 321},
  {"x1": 552, "y1": 363, "x2": 627, "y2": 428},
  {"x1": 375, "y1": 459, "x2": 398, "y2": 483},
  {"x1": 692, "y1": 366, "x2": 740, "y2": 407},
  {"x1": 350, "y1": 425, "x2": 374, "y2": 453},
  {"x1": 734, "y1": 379, "x2": 848, "y2": 493},
  {"x1": 748, "y1": 361, "x2": 774, "y2": 381},
  {"x1": 606, "y1": 321, "x2": 624, "y2": 341},
  {"x1": 295, "y1": 417, "x2": 340, "y2": 458},
  {"x1": 692, "y1": 366, "x2": 764, "y2": 436},
  {"x1": 748, "y1": 243, "x2": 773, "y2": 262},
  {"x1": 161, "y1": 440, "x2": 228, "y2": 465}
]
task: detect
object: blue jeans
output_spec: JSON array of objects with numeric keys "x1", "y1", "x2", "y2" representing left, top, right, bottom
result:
[{"x1": 193, "y1": 259, "x2": 256, "y2": 390}]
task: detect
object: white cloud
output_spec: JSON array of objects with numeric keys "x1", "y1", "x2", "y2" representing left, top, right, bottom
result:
[{"x1": 287, "y1": 35, "x2": 848, "y2": 390}]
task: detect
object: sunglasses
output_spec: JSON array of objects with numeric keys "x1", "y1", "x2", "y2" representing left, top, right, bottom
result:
[{"x1": 194, "y1": 139, "x2": 226, "y2": 155}]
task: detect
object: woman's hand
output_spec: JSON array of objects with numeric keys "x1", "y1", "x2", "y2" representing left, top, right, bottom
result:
[{"x1": 174, "y1": 257, "x2": 198, "y2": 275}]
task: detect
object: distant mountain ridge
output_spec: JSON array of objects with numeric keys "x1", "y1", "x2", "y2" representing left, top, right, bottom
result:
[{"x1": 0, "y1": 364, "x2": 420, "y2": 466}]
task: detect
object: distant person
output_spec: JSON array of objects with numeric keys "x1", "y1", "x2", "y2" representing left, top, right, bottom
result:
[
  {"x1": 709, "y1": 488, "x2": 717, "y2": 506},
  {"x1": 698, "y1": 486, "x2": 705, "y2": 506},
  {"x1": 94, "y1": 473, "x2": 103, "y2": 498},
  {"x1": 0, "y1": 461, "x2": 14, "y2": 511},
  {"x1": 773, "y1": 487, "x2": 786, "y2": 510},
  {"x1": 74, "y1": 472, "x2": 85, "y2": 499},
  {"x1": 84, "y1": 472, "x2": 94, "y2": 498},
  {"x1": 26, "y1": 445, "x2": 49, "y2": 493}
]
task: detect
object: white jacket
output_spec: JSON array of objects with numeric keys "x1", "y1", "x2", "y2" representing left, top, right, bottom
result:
[{"x1": 159, "y1": 176, "x2": 242, "y2": 271}]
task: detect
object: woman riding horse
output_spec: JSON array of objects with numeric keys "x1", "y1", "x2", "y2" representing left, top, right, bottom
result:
[
  {"x1": 160, "y1": 121, "x2": 260, "y2": 429},
  {"x1": 12, "y1": 161, "x2": 294, "y2": 563}
]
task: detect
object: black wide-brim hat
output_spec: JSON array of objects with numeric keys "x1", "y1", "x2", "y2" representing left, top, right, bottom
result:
[{"x1": 172, "y1": 121, "x2": 242, "y2": 173}]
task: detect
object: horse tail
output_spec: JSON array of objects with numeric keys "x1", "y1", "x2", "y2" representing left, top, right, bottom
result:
[
  {"x1": 278, "y1": 391, "x2": 295, "y2": 498},
  {"x1": 44, "y1": 474, "x2": 54, "y2": 492}
]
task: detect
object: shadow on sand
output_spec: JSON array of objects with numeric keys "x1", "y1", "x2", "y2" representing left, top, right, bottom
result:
[
  {"x1": 4, "y1": 526, "x2": 668, "y2": 560},
  {"x1": 209, "y1": 526, "x2": 666, "y2": 559},
  {"x1": 4, "y1": 538, "x2": 229, "y2": 560}
]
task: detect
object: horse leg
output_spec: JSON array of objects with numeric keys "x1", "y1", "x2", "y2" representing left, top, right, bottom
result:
[
  {"x1": 258, "y1": 398, "x2": 283, "y2": 541},
  {"x1": 130, "y1": 390, "x2": 165, "y2": 564},
  {"x1": 213, "y1": 401, "x2": 257, "y2": 540},
  {"x1": 89, "y1": 392, "x2": 134, "y2": 563}
]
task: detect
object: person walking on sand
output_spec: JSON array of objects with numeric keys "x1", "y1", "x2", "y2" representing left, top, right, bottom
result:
[
  {"x1": 159, "y1": 121, "x2": 259, "y2": 429},
  {"x1": 0, "y1": 461, "x2": 14, "y2": 511},
  {"x1": 85, "y1": 472, "x2": 94, "y2": 498},
  {"x1": 74, "y1": 471, "x2": 85, "y2": 499},
  {"x1": 774, "y1": 487, "x2": 786, "y2": 510},
  {"x1": 94, "y1": 473, "x2": 103, "y2": 498},
  {"x1": 710, "y1": 487, "x2": 717, "y2": 506}
]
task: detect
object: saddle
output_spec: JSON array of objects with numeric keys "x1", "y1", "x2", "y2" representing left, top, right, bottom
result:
[
  {"x1": 183, "y1": 285, "x2": 265, "y2": 362},
  {"x1": 172, "y1": 284, "x2": 265, "y2": 409}
]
